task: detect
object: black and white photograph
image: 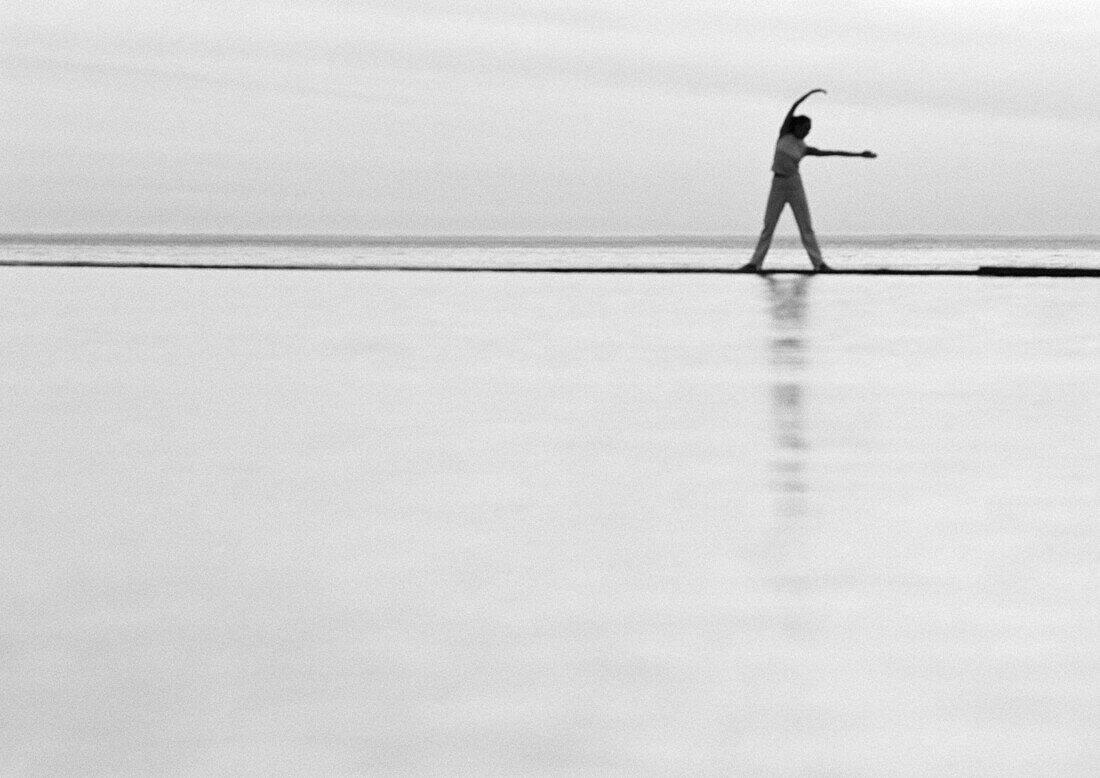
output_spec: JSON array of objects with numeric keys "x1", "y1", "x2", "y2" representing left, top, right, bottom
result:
[{"x1": 3, "y1": 1, "x2": 1099, "y2": 774}]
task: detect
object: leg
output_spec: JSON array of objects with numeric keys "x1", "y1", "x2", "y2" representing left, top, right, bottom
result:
[
  {"x1": 748, "y1": 178, "x2": 787, "y2": 269},
  {"x1": 787, "y1": 177, "x2": 825, "y2": 268}
]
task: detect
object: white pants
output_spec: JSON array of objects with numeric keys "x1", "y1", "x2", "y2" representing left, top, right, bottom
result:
[{"x1": 750, "y1": 174, "x2": 823, "y2": 267}]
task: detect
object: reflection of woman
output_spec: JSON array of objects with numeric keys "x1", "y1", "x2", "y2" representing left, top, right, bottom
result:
[{"x1": 745, "y1": 89, "x2": 877, "y2": 272}]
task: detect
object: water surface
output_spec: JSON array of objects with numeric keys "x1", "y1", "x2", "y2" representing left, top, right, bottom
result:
[{"x1": 2, "y1": 239, "x2": 1099, "y2": 774}]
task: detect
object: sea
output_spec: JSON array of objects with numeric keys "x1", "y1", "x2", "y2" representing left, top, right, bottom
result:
[{"x1": 3, "y1": 235, "x2": 1100, "y2": 775}]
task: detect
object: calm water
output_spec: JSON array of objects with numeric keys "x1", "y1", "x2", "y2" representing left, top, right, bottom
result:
[
  {"x1": 4, "y1": 234, "x2": 1100, "y2": 271},
  {"x1": 3, "y1": 238, "x2": 1100, "y2": 774}
]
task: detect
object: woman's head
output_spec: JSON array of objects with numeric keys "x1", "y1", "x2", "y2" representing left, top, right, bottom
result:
[{"x1": 791, "y1": 115, "x2": 812, "y2": 138}]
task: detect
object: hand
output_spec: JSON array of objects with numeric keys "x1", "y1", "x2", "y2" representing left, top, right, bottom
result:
[
  {"x1": 861, "y1": 151, "x2": 877, "y2": 158},
  {"x1": 793, "y1": 89, "x2": 826, "y2": 105}
]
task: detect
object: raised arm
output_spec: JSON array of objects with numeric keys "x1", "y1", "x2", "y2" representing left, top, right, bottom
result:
[{"x1": 779, "y1": 88, "x2": 826, "y2": 135}]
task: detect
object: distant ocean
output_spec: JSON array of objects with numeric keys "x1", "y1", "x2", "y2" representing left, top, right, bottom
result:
[
  {"x1": 2, "y1": 233, "x2": 1099, "y2": 271},
  {"x1": 4, "y1": 233, "x2": 1100, "y2": 773}
]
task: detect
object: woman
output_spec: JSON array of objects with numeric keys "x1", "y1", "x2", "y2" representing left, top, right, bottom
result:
[{"x1": 745, "y1": 89, "x2": 876, "y2": 272}]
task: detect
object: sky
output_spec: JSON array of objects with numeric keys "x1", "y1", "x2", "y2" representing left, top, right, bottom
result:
[{"x1": 2, "y1": 0, "x2": 1097, "y2": 235}]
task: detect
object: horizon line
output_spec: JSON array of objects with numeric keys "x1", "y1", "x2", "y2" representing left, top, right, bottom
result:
[{"x1": 2, "y1": 232, "x2": 1098, "y2": 245}]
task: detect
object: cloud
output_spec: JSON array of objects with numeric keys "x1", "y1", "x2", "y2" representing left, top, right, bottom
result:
[
  {"x1": 6, "y1": 0, "x2": 1096, "y2": 122},
  {"x1": 3, "y1": 1, "x2": 1097, "y2": 233}
]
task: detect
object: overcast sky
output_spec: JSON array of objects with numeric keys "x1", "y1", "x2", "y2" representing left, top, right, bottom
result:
[{"x1": 3, "y1": 1, "x2": 1097, "y2": 235}]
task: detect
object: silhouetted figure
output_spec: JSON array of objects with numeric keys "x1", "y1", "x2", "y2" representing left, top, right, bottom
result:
[{"x1": 744, "y1": 89, "x2": 876, "y2": 272}]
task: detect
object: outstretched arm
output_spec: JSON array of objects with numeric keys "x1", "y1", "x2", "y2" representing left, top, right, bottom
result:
[
  {"x1": 779, "y1": 88, "x2": 826, "y2": 135},
  {"x1": 805, "y1": 148, "x2": 877, "y2": 158}
]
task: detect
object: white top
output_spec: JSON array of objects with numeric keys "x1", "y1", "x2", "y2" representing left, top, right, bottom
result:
[{"x1": 771, "y1": 134, "x2": 808, "y2": 176}]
